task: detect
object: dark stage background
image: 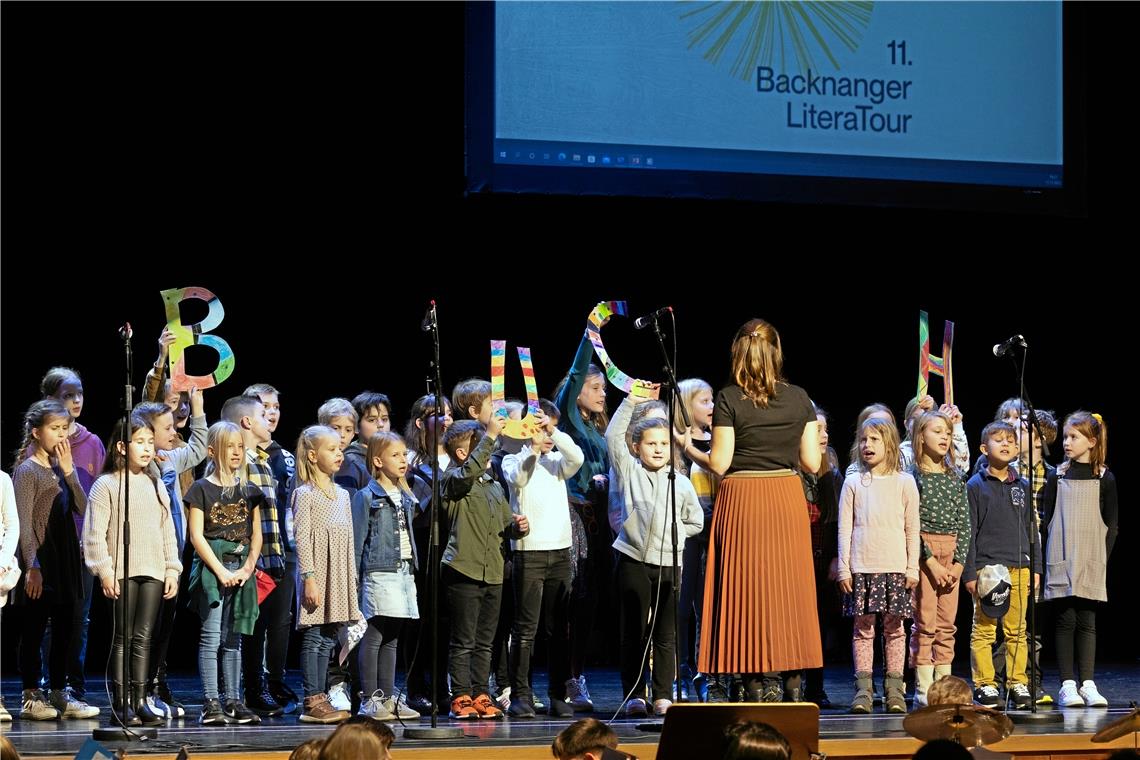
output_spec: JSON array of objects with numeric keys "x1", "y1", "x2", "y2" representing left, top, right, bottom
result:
[{"x1": 1, "y1": 3, "x2": 1132, "y2": 678}]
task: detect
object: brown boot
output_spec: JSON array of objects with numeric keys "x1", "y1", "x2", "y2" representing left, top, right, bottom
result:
[{"x1": 299, "y1": 693, "x2": 350, "y2": 724}]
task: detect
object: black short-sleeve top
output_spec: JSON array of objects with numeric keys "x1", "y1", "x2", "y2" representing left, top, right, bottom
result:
[{"x1": 713, "y1": 382, "x2": 815, "y2": 474}]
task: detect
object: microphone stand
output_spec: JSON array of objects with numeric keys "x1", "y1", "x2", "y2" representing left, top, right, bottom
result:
[
  {"x1": 405, "y1": 303, "x2": 463, "y2": 740},
  {"x1": 648, "y1": 313, "x2": 690, "y2": 705},
  {"x1": 1001, "y1": 337, "x2": 1061, "y2": 725},
  {"x1": 95, "y1": 324, "x2": 158, "y2": 741}
]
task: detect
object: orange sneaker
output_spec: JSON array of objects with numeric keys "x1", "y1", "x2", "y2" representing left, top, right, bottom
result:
[
  {"x1": 449, "y1": 695, "x2": 478, "y2": 720},
  {"x1": 472, "y1": 693, "x2": 504, "y2": 719}
]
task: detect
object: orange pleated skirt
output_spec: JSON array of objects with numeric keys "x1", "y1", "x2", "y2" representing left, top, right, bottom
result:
[{"x1": 698, "y1": 471, "x2": 823, "y2": 674}]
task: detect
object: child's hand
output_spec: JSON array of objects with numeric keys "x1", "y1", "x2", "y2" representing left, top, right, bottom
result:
[
  {"x1": 163, "y1": 577, "x2": 178, "y2": 600},
  {"x1": 965, "y1": 580, "x2": 977, "y2": 597},
  {"x1": 925, "y1": 560, "x2": 948, "y2": 590},
  {"x1": 232, "y1": 566, "x2": 253, "y2": 586},
  {"x1": 906, "y1": 576, "x2": 919, "y2": 591},
  {"x1": 674, "y1": 426, "x2": 692, "y2": 453},
  {"x1": 188, "y1": 387, "x2": 204, "y2": 417},
  {"x1": 591, "y1": 473, "x2": 608, "y2": 491},
  {"x1": 158, "y1": 326, "x2": 176, "y2": 357},
  {"x1": 529, "y1": 411, "x2": 547, "y2": 449},
  {"x1": 486, "y1": 413, "x2": 507, "y2": 440},
  {"x1": 25, "y1": 568, "x2": 43, "y2": 600},
  {"x1": 513, "y1": 514, "x2": 530, "y2": 536},
  {"x1": 101, "y1": 575, "x2": 120, "y2": 600},
  {"x1": 55, "y1": 438, "x2": 74, "y2": 475},
  {"x1": 303, "y1": 578, "x2": 321, "y2": 612},
  {"x1": 631, "y1": 385, "x2": 661, "y2": 403},
  {"x1": 838, "y1": 578, "x2": 852, "y2": 595},
  {"x1": 924, "y1": 556, "x2": 946, "y2": 581},
  {"x1": 939, "y1": 404, "x2": 963, "y2": 427},
  {"x1": 217, "y1": 568, "x2": 237, "y2": 587},
  {"x1": 918, "y1": 395, "x2": 935, "y2": 413}
]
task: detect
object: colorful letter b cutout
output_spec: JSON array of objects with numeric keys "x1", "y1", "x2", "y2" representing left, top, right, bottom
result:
[{"x1": 160, "y1": 287, "x2": 235, "y2": 391}]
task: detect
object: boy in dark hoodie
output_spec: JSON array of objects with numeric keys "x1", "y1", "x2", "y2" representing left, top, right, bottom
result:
[
  {"x1": 343, "y1": 391, "x2": 393, "y2": 483},
  {"x1": 243, "y1": 383, "x2": 300, "y2": 715},
  {"x1": 964, "y1": 421, "x2": 1041, "y2": 710}
]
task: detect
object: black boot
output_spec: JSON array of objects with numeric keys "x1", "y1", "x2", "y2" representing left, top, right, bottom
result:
[
  {"x1": 111, "y1": 683, "x2": 139, "y2": 727},
  {"x1": 782, "y1": 672, "x2": 803, "y2": 703},
  {"x1": 132, "y1": 682, "x2": 164, "y2": 726},
  {"x1": 760, "y1": 673, "x2": 783, "y2": 703}
]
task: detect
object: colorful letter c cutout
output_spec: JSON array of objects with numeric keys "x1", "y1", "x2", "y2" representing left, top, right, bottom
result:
[{"x1": 587, "y1": 301, "x2": 659, "y2": 400}]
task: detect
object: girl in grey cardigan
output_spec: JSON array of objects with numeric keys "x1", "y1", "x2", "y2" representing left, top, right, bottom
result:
[{"x1": 606, "y1": 395, "x2": 703, "y2": 718}]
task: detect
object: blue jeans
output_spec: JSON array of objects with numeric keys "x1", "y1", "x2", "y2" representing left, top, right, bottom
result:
[
  {"x1": 301, "y1": 624, "x2": 340, "y2": 698},
  {"x1": 199, "y1": 557, "x2": 243, "y2": 702}
]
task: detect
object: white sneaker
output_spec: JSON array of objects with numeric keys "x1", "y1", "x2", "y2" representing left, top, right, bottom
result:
[
  {"x1": 382, "y1": 694, "x2": 421, "y2": 720},
  {"x1": 566, "y1": 675, "x2": 594, "y2": 711},
  {"x1": 328, "y1": 681, "x2": 352, "y2": 712},
  {"x1": 50, "y1": 687, "x2": 100, "y2": 719},
  {"x1": 1058, "y1": 680, "x2": 1084, "y2": 707},
  {"x1": 623, "y1": 697, "x2": 648, "y2": 717},
  {"x1": 1079, "y1": 680, "x2": 1108, "y2": 707},
  {"x1": 495, "y1": 686, "x2": 512, "y2": 711},
  {"x1": 21, "y1": 689, "x2": 59, "y2": 720},
  {"x1": 358, "y1": 690, "x2": 395, "y2": 720},
  {"x1": 146, "y1": 694, "x2": 170, "y2": 719},
  {"x1": 653, "y1": 698, "x2": 672, "y2": 716}
]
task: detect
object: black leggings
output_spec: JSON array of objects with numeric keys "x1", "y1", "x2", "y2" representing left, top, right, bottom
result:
[
  {"x1": 359, "y1": 616, "x2": 404, "y2": 697},
  {"x1": 107, "y1": 577, "x2": 164, "y2": 686},
  {"x1": 20, "y1": 596, "x2": 78, "y2": 690},
  {"x1": 1054, "y1": 597, "x2": 1097, "y2": 684}
]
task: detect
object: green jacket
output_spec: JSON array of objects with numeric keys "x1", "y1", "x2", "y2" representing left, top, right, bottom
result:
[
  {"x1": 441, "y1": 435, "x2": 525, "y2": 584},
  {"x1": 187, "y1": 537, "x2": 260, "y2": 635}
]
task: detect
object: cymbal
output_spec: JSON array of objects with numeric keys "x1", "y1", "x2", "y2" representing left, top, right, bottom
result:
[
  {"x1": 904, "y1": 704, "x2": 1015, "y2": 747},
  {"x1": 1093, "y1": 708, "x2": 1140, "y2": 743}
]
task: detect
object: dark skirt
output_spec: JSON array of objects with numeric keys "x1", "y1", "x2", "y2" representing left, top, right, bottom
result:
[
  {"x1": 842, "y1": 572, "x2": 912, "y2": 618},
  {"x1": 698, "y1": 471, "x2": 823, "y2": 674}
]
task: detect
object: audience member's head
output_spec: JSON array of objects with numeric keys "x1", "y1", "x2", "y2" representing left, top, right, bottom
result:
[
  {"x1": 553, "y1": 718, "x2": 636, "y2": 760},
  {"x1": 927, "y1": 675, "x2": 973, "y2": 705},
  {"x1": 319, "y1": 720, "x2": 394, "y2": 760},
  {"x1": 721, "y1": 720, "x2": 792, "y2": 760},
  {"x1": 287, "y1": 738, "x2": 324, "y2": 760},
  {"x1": 913, "y1": 739, "x2": 973, "y2": 760}
]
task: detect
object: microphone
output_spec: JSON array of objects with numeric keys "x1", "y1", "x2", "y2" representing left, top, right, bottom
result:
[
  {"x1": 992, "y1": 334, "x2": 1027, "y2": 357},
  {"x1": 420, "y1": 301, "x2": 437, "y2": 332},
  {"x1": 633, "y1": 306, "x2": 673, "y2": 330},
  {"x1": 118, "y1": 322, "x2": 133, "y2": 341}
]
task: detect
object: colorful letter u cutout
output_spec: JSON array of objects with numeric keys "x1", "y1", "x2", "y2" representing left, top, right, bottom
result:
[
  {"x1": 160, "y1": 287, "x2": 235, "y2": 391},
  {"x1": 917, "y1": 310, "x2": 954, "y2": 406},
  {"x1": 490, "y1": 340, "x2": 543, "y2": 440},
  {"x1": 587, "y1": 301, "x2": 659, "y2": 399}
]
